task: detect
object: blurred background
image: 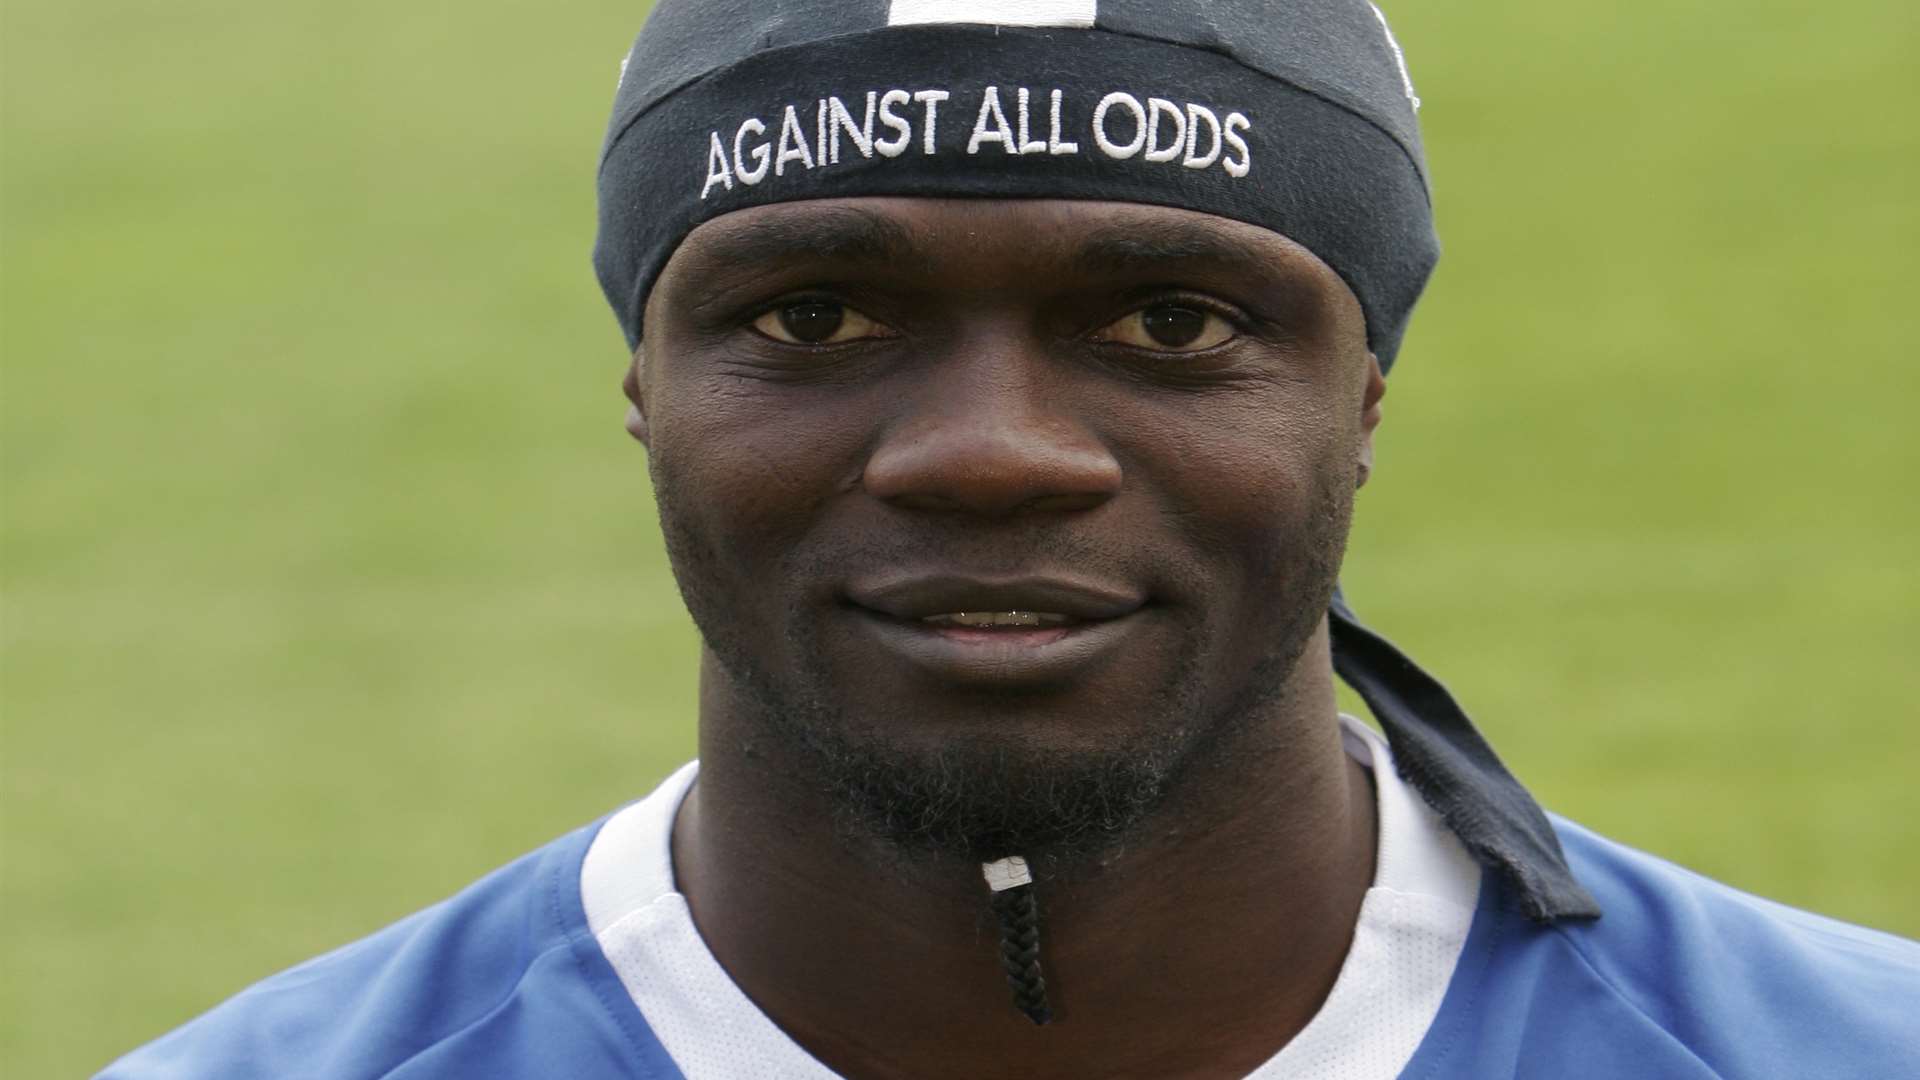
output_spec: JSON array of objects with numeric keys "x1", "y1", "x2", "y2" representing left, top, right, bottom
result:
[{"x1": 3, "y1": 0, "x2": 1915, "y2": 1073}]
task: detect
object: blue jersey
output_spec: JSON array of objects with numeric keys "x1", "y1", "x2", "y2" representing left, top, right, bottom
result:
[{"x1": 99, "y1": 816, "x2": 1919, "y2": 1078}]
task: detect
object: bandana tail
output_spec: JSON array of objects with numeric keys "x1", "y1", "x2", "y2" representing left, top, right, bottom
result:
[{"x1": 1329, "y1": 586, "x2": 1602, "y2": 921}]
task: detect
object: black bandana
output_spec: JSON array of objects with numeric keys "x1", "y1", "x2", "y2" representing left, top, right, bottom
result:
[{"x1": 595, "y1": 0, "x2": 1434, "y2": 368}]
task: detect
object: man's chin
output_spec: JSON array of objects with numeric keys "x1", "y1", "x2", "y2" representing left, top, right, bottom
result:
[{"x1": 807, "y1": 731, "x2": 1183, "y2": 865}]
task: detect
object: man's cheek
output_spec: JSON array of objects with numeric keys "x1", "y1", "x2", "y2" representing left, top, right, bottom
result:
[{"x1": 1149, "y1": 444, "x2": 1321, "y2": 555}]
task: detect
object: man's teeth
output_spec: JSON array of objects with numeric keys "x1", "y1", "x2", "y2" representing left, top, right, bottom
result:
[{"x1": 921, "y1": 611, "x2": 1072, "y2": 628}]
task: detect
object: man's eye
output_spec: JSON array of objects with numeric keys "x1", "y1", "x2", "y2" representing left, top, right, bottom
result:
[
  {"x1": 1093, "y1": 304, "x2": 1236, "y2": 352},
  {"x1": 752, "y1": 301, "x2": 890, "y2": 345}
]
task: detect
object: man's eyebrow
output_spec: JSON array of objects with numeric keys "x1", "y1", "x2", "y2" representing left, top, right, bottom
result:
[
  {"x1": 688, "y1": 207, "x2": 920, "y2": 272},
  {"x1": 1071, "y1": 220, "x2": 1286, "y2": 277}
]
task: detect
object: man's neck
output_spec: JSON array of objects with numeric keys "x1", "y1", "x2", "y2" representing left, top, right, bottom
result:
[{"x1": 671, "y1": 627, "x2": 1377, "y2": 1080}]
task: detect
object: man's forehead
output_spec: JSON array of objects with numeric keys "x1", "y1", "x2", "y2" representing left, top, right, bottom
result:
[{"x1": 664, "y1": 198, "x2": 1347, "y2": 292}]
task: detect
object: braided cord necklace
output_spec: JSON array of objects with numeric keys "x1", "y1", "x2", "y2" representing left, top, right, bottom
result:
[{"x1": 981, "y1": 856, "x2": 1053, "y2": 1025}]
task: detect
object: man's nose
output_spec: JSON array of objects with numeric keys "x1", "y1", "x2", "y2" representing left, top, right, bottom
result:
[{"x1": 862, "y1": 344, "x2": 1122, "y2": 517}]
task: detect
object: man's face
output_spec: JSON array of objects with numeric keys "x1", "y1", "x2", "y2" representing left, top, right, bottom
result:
[{"x1": 634, "y1": 198, "x2": 1383, "y2": 862}]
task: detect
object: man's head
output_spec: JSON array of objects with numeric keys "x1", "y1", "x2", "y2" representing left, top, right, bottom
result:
[{"x1": 597, "y1": 0, "x2": 1430, "y2": 867}]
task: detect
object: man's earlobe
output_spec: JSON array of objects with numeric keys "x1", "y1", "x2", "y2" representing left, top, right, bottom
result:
[
  {"x1": 623, "y1": 351, "x2": 650, "y2": 447},
  {"x1": 1357, "y1": 353, "x2": 1385, "y2": 488}
]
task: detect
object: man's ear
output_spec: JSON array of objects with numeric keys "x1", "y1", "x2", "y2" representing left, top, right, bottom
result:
[
  {"x1": 623, "y1": 346, "x2": 650, "y2": 448},
  {"x1": 1356, "y1": 353, "x2": 1385, "y2": 489}
]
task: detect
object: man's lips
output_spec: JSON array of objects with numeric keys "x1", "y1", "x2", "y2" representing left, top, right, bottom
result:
[
  {"x1": 845, "y1": 574, "x2": 1146, "y2": 624},
  {"x1": 842, "y1": 574, "x2": 1149, "y2": 683}
]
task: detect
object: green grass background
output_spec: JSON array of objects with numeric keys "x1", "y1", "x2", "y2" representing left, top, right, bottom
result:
[{"x1": 4, "y1": 0, "x2": 1915, "y2": 1073}]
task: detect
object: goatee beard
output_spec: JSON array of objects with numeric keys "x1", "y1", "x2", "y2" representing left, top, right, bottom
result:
[{"x1": 749, "y1": 656, "x2": 1212, "y2": 866}]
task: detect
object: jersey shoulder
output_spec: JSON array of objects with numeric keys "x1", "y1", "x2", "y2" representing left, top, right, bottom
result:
[
  {"x1": 1408, "y1": 815, "x2": 1920, "y2": 1079},
  {"x1": 95, "y1": 817, "x2": 677, "y2": 1080},
  {"x1": 1553, "y1": 816, "x2": 1918, "y2": 1070}
]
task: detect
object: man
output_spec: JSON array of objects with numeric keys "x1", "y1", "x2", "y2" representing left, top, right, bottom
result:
[{"x1": 102, "y1": 1, "x2": 1917, "y2": 1077}]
